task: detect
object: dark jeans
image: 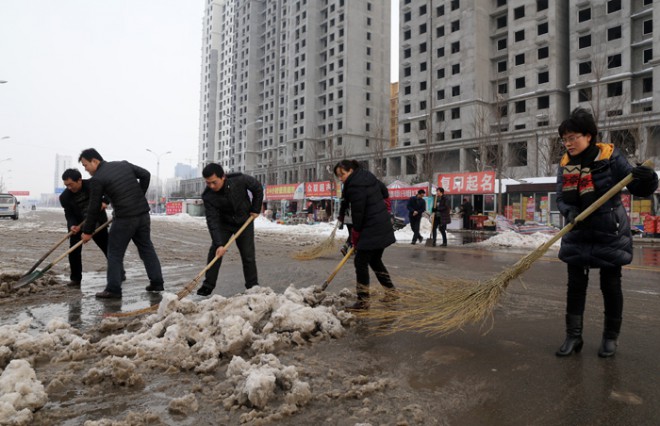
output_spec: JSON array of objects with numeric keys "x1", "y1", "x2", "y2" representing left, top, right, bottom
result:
[
  {"x1": 204, "y1": 222, "x2": 258, "y2": 289},
  {"x1": 409, "y1": 215, "x2": 422, "y2": 242},
  {"x1": 354, "y1": 248, "x2": 394, "y2": 300},
  {"x1": 432, "y1": 220, "x2": 447, "y2": 245},
  {"x1": 105, "y1": 213, "x2": 163, "y2": 295},
  {"x1": 68, "y1": 228, "x2": 109, "y2": 281},
  {"x1": 565, "y1": 264, "x2": 623, "y2": 319},
  {"x1": 462, "y1": 215, "x2": 471, "y2": 230}
]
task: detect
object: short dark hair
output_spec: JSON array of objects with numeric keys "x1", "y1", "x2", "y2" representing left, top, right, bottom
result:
[
  {"x1": 417, "y1": 189, "x2": 426, "y2": 195},
  {"x1": 61, "y1": 168, "x2": 82, "y2": 182},
  {"x1": 333, "y1": 159, "x2": 360, "y2": 176},
  {"x1": 202, "y1": 163, "x2": 225, "y2": 179},
  {"x1": 438, "y1": 187, "x2": 445, "y2": 194},
  {"x1": 78, "y1": 148, "x2": 104, "y2": 163},
  {"x1": 558, "y1": 107, "x2": 598, "y2": 144}
]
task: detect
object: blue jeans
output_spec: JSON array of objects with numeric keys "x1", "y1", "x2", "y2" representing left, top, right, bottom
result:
[{"x1": 105, "y1": 213, "x2": 163, "y2": 295}]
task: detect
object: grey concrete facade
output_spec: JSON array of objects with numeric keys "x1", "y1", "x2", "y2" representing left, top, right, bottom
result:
[
  {"x1": 393, "y1": 0, "x2": 659, "y2": 184},
  {"x1": 198, "y1": 0, "x2": 391, "y2": 185}
]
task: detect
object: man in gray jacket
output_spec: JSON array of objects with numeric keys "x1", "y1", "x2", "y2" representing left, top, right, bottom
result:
[
  {"x1": 80, "y1": 148, "x2": 164, "y2": 299},
  {"x1": 196, "y1": 163, "x2": 263, "y2": 296}
]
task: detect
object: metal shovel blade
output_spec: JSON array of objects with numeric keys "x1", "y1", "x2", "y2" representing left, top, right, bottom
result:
[{"x1": 13, "y1": 270, "x2": 44, "y2": 289}]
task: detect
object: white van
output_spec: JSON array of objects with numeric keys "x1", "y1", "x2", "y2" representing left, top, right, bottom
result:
[{"x1": 0, "y1": 193, "x2": 19, "y2": 220}]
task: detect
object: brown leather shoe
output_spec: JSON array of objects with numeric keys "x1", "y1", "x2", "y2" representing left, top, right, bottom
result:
[
  {"x1": 66, "y1": 280, "x2": 81, "y2": 288},
  {"x1": 95, "y1": 290, "x2": 121, "y2": 299}
]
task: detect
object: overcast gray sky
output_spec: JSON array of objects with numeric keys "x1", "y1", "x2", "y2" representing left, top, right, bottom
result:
[
  {"x1": 0, "y1": 0, "x2": 204, "y2": 198},
  {"x1": 0, "y1": 0, "x2": 398, "y2": 199}
]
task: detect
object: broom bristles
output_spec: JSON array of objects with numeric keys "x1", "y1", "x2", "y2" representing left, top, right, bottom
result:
[
  {"x1": 361, "y1": 237, "x2": 551, "y2": 336},
  {"x1": 292, "y1": 224, "x2": 340, "y2": 260}
]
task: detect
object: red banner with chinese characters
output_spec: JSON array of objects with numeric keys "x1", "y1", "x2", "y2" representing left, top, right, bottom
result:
[
  {"x1": 437, "y1": 172, "x2": 496, "y2": 194},
  {"x1": 266, "y1": 184, "x2": 299, "y2": 200},
  {"x1": 166, "y1": 201, "x2": 183, "y2": 215},
  {"x1": 305, "y1": 181, "x2": 334, "y2": 197},
  {"x1": 8, "y1": 191, "x2": 30, "y2": 196},
  {"x1": 388, "y1": 187, "x2": 424, "y2": 200}
]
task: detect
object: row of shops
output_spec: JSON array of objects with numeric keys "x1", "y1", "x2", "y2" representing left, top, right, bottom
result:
[{"x1": 164, "y1": 170, "x2": 659, "y2": 232}]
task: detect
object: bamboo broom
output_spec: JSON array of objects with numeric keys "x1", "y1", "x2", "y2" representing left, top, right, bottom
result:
[
  {"x1": 363, "y1": 160, "x2": 654, "y2": 335},
  {"x1": 291, "y1": 221, "x2": 341, "y2": 260},
  {"x1": 105, "y1": 215, "x2": 256, "y2": 318}
]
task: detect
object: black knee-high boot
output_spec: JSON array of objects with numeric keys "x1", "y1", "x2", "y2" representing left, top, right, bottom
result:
[
  {"x1": 556, "y1": 314, "x2": 584, "y2": 357},
  {"x1": 598, "y1": 317, "x2": 621, "y2": 358}
]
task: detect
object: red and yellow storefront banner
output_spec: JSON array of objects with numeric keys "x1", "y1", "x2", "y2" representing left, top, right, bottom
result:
[
  {"x1": 388, "y1": 187, "x2": 424, "y2": 200},
  {"x1": 265, "y1": 184, "x2": 300, "y2": 200},
  {"x1": 437, "y1": 171, "x2": 496, "y2": 194},
  {"x1": 305, "y1": 181, "x2": 334, "y2": 197}
]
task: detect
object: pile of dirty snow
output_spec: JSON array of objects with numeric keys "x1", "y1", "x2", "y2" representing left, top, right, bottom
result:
[
  {"x1": 0, "y1": 359, "x2": 48, "y2": 425},
  {"x1": 0, "y1": 284, "x2": 355, "y2": 422},
  {"x1": 477, "y1": 231, "x2": 560, "y2": 249}
]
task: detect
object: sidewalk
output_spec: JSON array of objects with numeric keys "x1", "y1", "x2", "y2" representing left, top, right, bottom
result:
[{"x1": 447, "y1": 228, "x2": 660, "y2": 246}]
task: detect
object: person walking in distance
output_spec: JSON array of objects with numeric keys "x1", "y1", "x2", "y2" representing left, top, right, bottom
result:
[
  {"x1": 79, "y1": 148, "x2": 164, "y2": 299},
  {"x1": 196, "y1": 163, "x2": 264, "y2": 296},
  {"x1": 59, "y1": 168, "x2": 110, "y2": 287},
  {"x1": 334, "y1": 160, "x2": 397, "y2": 311},
  {"x1": 554, "y1": 108, "x2": 658, "y2": 358},
  {"x1": 460, "y1": 197, "x2": 473, "y2": 230},
  {"x1": 407, "y1": 189, "x2": 426, "y2": 244},
  {"x1": 431, "y1": 187, "x2": 451, "y2": 247}
]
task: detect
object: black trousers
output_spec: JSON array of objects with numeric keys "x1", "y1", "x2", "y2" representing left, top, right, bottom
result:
[
  {"x1": 106, "y1": 213, "x2": 163, "y2": 295},
  {"x1": 354, "y1": 248, "x2": 394, "y2": 300},
  {"x1": 68, "y1": 228, "x2": 109, "y2": 281},
  {"x1": 432, "y1": 220, "x2": 447, "y2": 245},
  {"x1": 409, "y1": 216, "x2": 422, "y2": 241},
  {"x1": 565, "y1": 264, "x2": 623, "y2": 319},
  {"x1": 204, "y1": 222, "x2": 258, "y2": 289}
]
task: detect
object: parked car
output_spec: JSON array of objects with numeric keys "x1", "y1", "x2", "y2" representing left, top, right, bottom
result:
[{"x1": 0, "y1": 193, "x2": 19, "y2": 220}]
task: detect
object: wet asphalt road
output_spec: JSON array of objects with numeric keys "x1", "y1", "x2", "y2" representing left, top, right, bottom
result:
[{"x1": 1, "y1": 209, "x2": 660, "y2": 425}]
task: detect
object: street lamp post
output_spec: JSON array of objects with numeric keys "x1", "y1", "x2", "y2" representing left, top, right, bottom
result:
[
  {"x1": 145, "y1": 149, "x2": 171, "y2": 213},
  {"x1": 0, "y1": 159, "x2": 12, "y2": 193}
]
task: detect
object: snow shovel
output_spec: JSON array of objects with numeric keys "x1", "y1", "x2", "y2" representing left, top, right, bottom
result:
[
  {"x1": 13, "y1": 218, "x2": 113, "y2": 289},
  {"x1": 105, "y1": 214, "x2": 257, "y2": 318},
  {"x1": 319, "y1": 246, "x2": 355, "y2": 292},
  {"x1": 425, "y1": 192, "x2": 438, "y2": 247},
  {"x1": 22, "y1": 220, "x2": 86, "y2": 277}
]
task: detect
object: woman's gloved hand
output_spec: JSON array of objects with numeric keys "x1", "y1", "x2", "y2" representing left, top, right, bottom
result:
[
  {"x1": 351, "y1": 229, "x2": 360, "y2": 247},
  {"x1": 631, "y1": 164, "x2": 656, "y2": 181}
]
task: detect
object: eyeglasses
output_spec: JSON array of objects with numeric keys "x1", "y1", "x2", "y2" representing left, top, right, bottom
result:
[{"x1": 560, "y1": 134, "x2": 582, "y2": 144}]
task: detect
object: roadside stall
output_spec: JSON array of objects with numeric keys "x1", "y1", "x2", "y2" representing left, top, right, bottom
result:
[
  {"x1": 304, "y1": 181, "x2": 339, "y2": 222},
  {"x1": 264, "y1": 183, "x2": 305, "y2": 224},
  {"x1": 386, "y1": 180, "x2": 431, "y2": 224},
  {"x1": 437, "y1": 171, "x2": 496, "y2": 229}
]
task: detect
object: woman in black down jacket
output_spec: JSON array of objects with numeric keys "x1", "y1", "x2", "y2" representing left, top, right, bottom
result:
[
  {"x1": 555, "y1": 108, "x2": 658, "y2": 358},
  {"x1": 334, "y1": 160, "x2": 397, "y2": 311}
]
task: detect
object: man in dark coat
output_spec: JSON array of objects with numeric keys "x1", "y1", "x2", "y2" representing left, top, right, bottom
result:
[
  {"x1": 407, "y1": 189, "x2": 426, "y2": 244},
  {"x1": 460, "y1": 197, "x2": 473, "y2": 229},
  {"x1": 59, "y1": 168, "x2": 109, "y2": 287},
  {"x1": 80, "y1": 148, "x2": 164, "y2": 299},
  {"x1": 196, "y1": 163, "x2": 264, "y2": 296},
  {"x1": 431, "y1": 187, "x2": 451, "y2": 247}
]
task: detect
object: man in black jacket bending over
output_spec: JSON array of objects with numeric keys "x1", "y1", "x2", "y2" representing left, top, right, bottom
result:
[
  {"x1": 79, "y1": 148, "x2": 164, "y2": 299},
  {"x1": 59, "y1": 168, "x2": 110, "y2": 287},
  {"x1": 196, "y1": 163, "x2": 263, "y2": 296}
]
